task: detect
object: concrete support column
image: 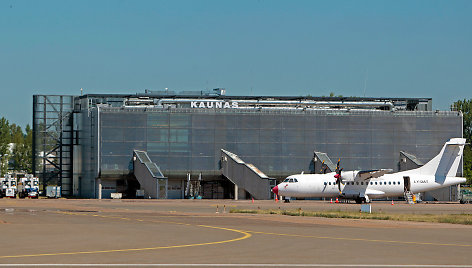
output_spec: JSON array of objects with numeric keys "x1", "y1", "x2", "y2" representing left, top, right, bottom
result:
[
  {"x1": 98, "y1": 178, "x2": 102, "y2": 199},
  {"x1": 234, "y1": 184, "x2": 238, "y2": 201}
]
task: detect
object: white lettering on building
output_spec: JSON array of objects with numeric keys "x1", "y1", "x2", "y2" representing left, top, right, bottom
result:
[{"x1": 189, "y1": 101, "x2": 239, "y2": 109}]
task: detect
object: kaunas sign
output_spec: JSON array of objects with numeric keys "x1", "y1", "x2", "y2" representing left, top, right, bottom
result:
[{"x1": 190, "y1": 101, "x2": 239, "y2": 109}]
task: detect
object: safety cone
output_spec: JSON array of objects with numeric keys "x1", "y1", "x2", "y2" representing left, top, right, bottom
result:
[
  {"x1": 391, "y1": 200, "x2": 394, "y2": 205},
  {"x1": 252, "y1": 198, "x2": 254, "y2": 203},
  {"x1": 335, "y1": 197, "x2": 339, "y2": 203},
  {"x1": 330, "y1": 198, "x2": 333, "y2": 204},
  {"x1": 275, "y1": 195, "x2": 279, "y2": 203},
  {"x1": 216, "y1": 205, "x2": 219, "y2": 213}
]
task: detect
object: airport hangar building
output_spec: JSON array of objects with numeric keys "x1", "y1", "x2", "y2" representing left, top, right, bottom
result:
[{"x1": 32, "y1": 89, "x2": 463, "y2": 200}]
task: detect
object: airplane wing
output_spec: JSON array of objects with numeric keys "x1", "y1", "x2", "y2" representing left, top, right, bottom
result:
[{"x1": 355, "y1": 169, "x2": 393, "y2": 180}]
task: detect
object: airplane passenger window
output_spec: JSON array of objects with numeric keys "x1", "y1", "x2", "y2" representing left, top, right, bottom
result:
[
  {"x1": 324, "y1": 182, "x2": 327, "y2": 185},
  {"x1": 375, "y1": 182, "x2": 378, "y2": 185},
  {"x1": 361, "y1": 182, "x2": 364, "y2": 185},
  {"x1": 329, "y1": 182, "x2": 331, "y2": 185},
  {"x1": 370, "y1": 182, "x2": 373, "y2": 185},
  {"x1": 389, "y1": 182, "x2": 391, "y2": 185},
  {"x1": 356, "y1": 182, "x2": 359, "y2": 185},
  {"x1": 393, "y1": 182, "x2": 395, "y2": 185},
  {"x1": 398, "y1": 182, "x2": 401, "y2": 184}
]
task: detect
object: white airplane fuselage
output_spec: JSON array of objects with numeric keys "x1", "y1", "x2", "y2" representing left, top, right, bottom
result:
[
  {"x1": 276, "y1": 173, "x2": 465, "y2": 200},
  {"x1": 273, "y1": 138, "x2": 467, "y2": 202}
]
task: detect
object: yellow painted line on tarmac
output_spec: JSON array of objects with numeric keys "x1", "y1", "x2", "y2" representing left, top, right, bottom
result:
[
  {"x1": 0, "y1": 211, "x2": 252, "y2": 259},
  {"x1": 245, "y1": 230, "x2": 472, "y2": 247},
  {"x1": 81, "y1": 212, "x2": 472, "y2": 247}
]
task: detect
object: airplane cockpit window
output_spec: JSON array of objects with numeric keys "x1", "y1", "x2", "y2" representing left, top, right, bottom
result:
[
  {"x1": 283, "y1": 179, "x2": 289, "y2": 182},
  {"x1": 289, "y1": 179, "x2": 294, "y2": 183},
  {"x1": 294, "y1": 179, "x2": 298, "y2": 183}
]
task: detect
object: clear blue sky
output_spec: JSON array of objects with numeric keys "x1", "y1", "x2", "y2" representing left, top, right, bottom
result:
[{"x1": 1, "y1": 0, "x2": 471, "y2": 127}]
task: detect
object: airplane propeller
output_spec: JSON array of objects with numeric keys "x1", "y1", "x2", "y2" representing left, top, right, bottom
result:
[
  {"x1": 320, "y1": 160, "x2": 328, "y2": 174},
  {"x1": 334, "y1": 158, "x2": 344, "y2": 193}
]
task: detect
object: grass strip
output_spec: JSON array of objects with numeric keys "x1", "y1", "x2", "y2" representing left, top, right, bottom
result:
[{"x1": 230, "y1": 209, "x2": 472, "y2": 225}]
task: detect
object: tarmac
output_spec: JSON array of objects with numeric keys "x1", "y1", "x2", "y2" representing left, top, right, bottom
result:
[{"x1": 0, "y1": 198, "x2": 472, "y2": 267}]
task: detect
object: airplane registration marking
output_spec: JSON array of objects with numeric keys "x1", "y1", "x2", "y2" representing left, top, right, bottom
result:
[
  {"x1": 0, "y1": 211, "x2": 252, "y2": 259},
  {"x1": 414, "y1": 180, "x2": 428, "y2": 184},
  {"x1": 244, "y1": 230, "x2": 472, "y2": 247}
]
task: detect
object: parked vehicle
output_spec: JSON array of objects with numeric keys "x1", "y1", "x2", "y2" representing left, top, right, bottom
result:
[
  {"x1": 5, "y1": 176, "x2": 17, "y2": 198},
  {"x1": 18, "y1": 175, "x2": 40, "y2": 198},
  {"x1": 0, "y1": 177, "x2": 7, "y2": 197},
  {"x1": 459, "y1": 189, "x2": 472, "y2": 204}
]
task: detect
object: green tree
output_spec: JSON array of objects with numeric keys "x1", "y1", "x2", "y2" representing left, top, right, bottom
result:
[
  {"x1": 452, "y1": 99, "x2": 472, "y2": 184},
  {"x1": 0, "y1": 118, "x2": 33, "y2": 175},
  {"x1": 464, "y1": 145, "x2": 472, "y2": 184},
  {"x1": 24, "y1": 124, "x2": 33, "y2": 173},
  {"x1": 10, "y1": 124, "x2": 32, "y2": 173},
  {"x1": 0, "y1": 117, "x2": 10, "y2": 176}
]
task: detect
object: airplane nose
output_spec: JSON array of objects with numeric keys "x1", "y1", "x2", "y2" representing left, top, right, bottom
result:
[{"x1": 272, "y1": 185, "x2": 279, "y2": 195}]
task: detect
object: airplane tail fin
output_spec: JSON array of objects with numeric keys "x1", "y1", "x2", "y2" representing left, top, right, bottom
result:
[{"x1": 415, "y1": 138, "x2": 466, "y2": 177}]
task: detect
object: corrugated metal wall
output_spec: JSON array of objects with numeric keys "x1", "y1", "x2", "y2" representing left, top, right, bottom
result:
[{"x1": 95, "y1": 108, "x2": 462, "y2": 180}]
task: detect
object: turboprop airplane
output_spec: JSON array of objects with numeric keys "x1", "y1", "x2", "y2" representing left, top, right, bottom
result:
[{"x1": 272, "y1": 138, "x2": 467, "y2": 203}]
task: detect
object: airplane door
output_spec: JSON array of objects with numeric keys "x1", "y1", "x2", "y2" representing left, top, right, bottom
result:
[{"x1": 403, "y1": 176, "x2": 410, "y2": 192}]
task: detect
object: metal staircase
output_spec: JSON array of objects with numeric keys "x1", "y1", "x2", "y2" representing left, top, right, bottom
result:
[
  {"x1": 133, "y1": 150, "x2": 167, "y2": 199},
  {"x1": 404, "y1": 191, "x2": 415, "y2": 204},
  {"x1": 313, "y1": 151, "x2": 336, "y2": 173},
  {"x1": 221, "y1": 149, "x2": 276, "y2": 200}
]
